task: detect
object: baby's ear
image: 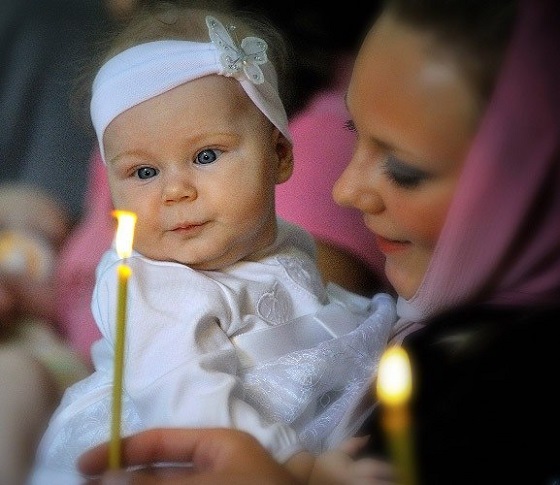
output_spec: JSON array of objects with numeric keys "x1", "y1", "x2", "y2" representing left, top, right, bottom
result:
[{"x1": 274, "y1": 131, "x2": 294, "y2": 184}]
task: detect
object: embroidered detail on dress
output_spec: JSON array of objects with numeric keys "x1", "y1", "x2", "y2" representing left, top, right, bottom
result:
[
  {"x1": 256, "y1": 281, "x2": 293, "y2": 324},
  {"x1": 241, "y1": 293, "x2": 397, "y2": 452}
]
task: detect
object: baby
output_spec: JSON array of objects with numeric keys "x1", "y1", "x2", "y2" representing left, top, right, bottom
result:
[{"x1": 29, "y1": 4, "x2": 396, "y2": 483}]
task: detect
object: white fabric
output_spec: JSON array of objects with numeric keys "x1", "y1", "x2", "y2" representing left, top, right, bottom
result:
[
  {"x1": 90, "y1": 38, "x2": 291, "y2": 162},
  {"x1": 241, "y1": 292, "x2": 396, "y2": 452},
  {"x1": 30, "y1": 219, "x2": 397, "y2": 479},
  {"x1": 233, "y1": 283, "x2": 374, "y2": 368}
]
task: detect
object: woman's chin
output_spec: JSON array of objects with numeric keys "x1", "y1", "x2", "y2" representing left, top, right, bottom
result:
[{"x1": 384, "y1": 261, "x2": 421, "y2": 300}]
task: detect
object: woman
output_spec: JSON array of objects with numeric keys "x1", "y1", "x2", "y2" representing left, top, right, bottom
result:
[{"x1": 78, "y1": 0, "x2": 560, "y2": 483}]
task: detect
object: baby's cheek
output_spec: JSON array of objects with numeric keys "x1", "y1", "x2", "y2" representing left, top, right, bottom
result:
[{"x1": 127, "y1": 220, "x2": 150, "y2": 252}]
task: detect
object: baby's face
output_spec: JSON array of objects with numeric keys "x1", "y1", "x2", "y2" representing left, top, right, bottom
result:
[{"x1": 103, "y1": 75, "x2": 292, "y2": 270}]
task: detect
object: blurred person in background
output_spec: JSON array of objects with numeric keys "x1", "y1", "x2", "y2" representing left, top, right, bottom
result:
[{"x1": 0, "y1": 1, "x2": 116, "y2": 482}]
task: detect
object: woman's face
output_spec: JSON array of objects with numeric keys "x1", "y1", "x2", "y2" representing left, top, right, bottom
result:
[{"x1": 333, "y1": 11, "x2": 481, "y2": 299}]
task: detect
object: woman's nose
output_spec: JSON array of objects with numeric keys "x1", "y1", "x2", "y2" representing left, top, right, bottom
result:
[
  {"x1": 332, "y1": 153, "x2": 384, "y2": 214},
  {"x1": 162, "y1": 171, "x2": 197, "y2": 204}
]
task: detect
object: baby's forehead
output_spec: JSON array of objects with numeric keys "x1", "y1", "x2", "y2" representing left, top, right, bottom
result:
[
  {"x1": 102, "y1": 75, "x2": 268, "y2": 151},
  {"x1": 148, "y1": 74, "x2": 258, "y2": 114}
]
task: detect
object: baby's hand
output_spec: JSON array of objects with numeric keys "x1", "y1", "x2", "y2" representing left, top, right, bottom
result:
[
  {"x1": 311, "y1": 437, "x2": 397, "y2": 485},
  {"x1": 346, "y1": 456, "x2": 397, "y2": 485}
]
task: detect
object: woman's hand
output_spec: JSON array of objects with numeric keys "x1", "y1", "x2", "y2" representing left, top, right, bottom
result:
[
  {"x1": 0, "y1": 185, "x2": 67, "y2": 327},
  {"x1": 79, "y1": 428, "x2": 301, "y2": 485}
]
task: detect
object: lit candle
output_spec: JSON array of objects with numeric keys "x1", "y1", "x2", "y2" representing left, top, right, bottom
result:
[
  {"x1": 109, "y1": 209, "x2": 137, "y2": 470},
  {"x1": 376, "y1": 345, "x2": 417, "y2": 485}
]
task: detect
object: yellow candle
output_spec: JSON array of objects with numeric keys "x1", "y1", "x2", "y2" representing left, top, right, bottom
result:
[
  {"x1": 109, "y1": 210, "x2": 137, "y2": 470},
  {"x1": 376, "y1": 346, "x2": 417, "y2": 485}
]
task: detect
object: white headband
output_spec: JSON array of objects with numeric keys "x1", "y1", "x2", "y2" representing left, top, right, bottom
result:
[{"x1": 91, "y1": 15, "x2": 291, "y2": 162}]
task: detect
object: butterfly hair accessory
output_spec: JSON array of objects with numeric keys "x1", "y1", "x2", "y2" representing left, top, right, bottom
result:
[{"x1": 206, "y1": 15, "x2": 268, "y2": 85}]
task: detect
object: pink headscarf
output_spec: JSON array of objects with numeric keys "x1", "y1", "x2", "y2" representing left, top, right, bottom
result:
[{"x1": 394, "y1": 0, "x2": 560, "y2": 340}]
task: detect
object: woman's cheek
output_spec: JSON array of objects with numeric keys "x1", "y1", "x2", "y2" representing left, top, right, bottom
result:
[{"x1": 394, "y1": 193, "x2": 451, "y2": 249}]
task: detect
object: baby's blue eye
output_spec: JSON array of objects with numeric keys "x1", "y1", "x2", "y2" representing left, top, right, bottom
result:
[
  {"x1": 136, "y1": 166, "x2": 158, "y2": 179},
  {"x1": 195, "y1": 149, "x2": 220, "y2": 165}
]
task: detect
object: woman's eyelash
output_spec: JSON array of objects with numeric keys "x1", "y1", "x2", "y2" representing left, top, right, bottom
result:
[
  {"x1": 383, "y1": 155, "x2": 428, "y2": 188},
  {"x1": 344, "y1": 120, "x2": 357, "y2": 133}
]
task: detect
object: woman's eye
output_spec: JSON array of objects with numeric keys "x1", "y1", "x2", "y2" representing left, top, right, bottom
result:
[
  {"x1": 195, "y1": 148, "x2": 221, "y2": 165},
  {"x1": 136, "y1": 166, "x2": 158, "y2": 179},
  {"x1": 383, "y1": 154, "x2": 429, "y2": 188}
]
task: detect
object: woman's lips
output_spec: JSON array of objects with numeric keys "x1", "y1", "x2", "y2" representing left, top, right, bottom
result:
[{"x1": 375, "y1": 234, "x2": 410, "y2": 253}]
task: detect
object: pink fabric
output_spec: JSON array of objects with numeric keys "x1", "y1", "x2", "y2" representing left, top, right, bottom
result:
[
  {"x1": 396, "y1": 0, "x2": 560, "y2": 336},
  {"x1": 276, "y1": 56, "x2": 386, "y2": 278},
  {"x1": 54, "y1": 150, "x2": 113, "y2": 364}
]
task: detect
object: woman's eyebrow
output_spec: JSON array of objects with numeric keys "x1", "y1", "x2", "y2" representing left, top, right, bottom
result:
[{"x1": 344, "y1": 92, "x2": 419, "y2": 156}]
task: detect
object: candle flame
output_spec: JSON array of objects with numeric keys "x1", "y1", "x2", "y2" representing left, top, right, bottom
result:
[
  {"x1": 377, "y1": 346, "x2": 412, "y2": 406},
  {"x1": 113, "y1": 210, "x2": 137, "y2": 259}
]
